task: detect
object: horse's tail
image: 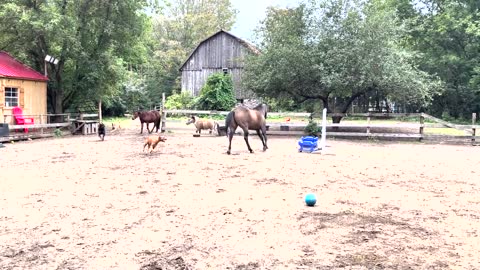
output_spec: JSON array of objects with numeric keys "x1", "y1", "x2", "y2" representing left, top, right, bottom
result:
[{"x1": 225, "y1": 111, "x2": 235, "y2": 137}]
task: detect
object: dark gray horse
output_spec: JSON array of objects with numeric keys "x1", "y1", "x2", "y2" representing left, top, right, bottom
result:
[{"x1": 225, "y1": 103, "x2": 268, "y2": 155}]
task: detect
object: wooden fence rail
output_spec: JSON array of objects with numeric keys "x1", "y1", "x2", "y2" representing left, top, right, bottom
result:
[
  {"x1": 162, "y1": 109, "x2": 478, "y2": 144},
  {"x1": 164, "y1": 109, "x2": 425, "y2": 118},
  {"x1": 1, "y1": 113, "x2": 72, "y2": 142}
]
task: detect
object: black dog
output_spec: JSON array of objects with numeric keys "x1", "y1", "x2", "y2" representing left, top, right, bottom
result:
[{"x1": 98, "y1": 123, "x2": 106, "y2": 141}]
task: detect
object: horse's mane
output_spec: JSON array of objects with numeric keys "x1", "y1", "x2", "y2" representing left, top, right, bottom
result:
[
  {"x1": 252, "y1": 103, "x2": 268, "y2": 119},
  {"x1": 233, "y1": 103, "x2": 268, "y2": 118}
]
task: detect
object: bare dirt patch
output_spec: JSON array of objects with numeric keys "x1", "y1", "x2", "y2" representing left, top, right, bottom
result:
[{"x1": 0, "y1": 122, "x2": 479, "y2": 269}]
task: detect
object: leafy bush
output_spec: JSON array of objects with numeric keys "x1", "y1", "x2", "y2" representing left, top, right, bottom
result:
[
  {"x1": 165, "y1": 91, "x2": 195, "y2": 110},
  {"x1": 304, "y1": 120, "x2": 322, "y2": 136},
  {"x1": 102, "y1": 95, "x2": 127, "y2": 117},
  {"x1": 195, "y1": 72, "x2": 236, "y2": 110},
  {"x1": 54, "y1": 128, "x2": 63, "y2": 138}
]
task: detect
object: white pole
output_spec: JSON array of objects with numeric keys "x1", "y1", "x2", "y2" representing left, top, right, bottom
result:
[
  {"x1": 98, "y1": 99, "x2": 102, "y2": 122},
  {"x1": 320, "y1": 108, "x2": 327, "y2": 151}
]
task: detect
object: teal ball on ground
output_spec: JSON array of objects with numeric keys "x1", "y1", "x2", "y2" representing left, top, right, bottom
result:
[{"x1": 305, "y1": 193, "x2": 317, "y2": 207}]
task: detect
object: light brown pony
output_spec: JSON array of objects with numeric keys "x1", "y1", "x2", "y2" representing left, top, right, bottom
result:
[
  {"x1": 225, "y1": 103, "x2": 268, "y2": 155},
  {"x1": 143, "y1": 135, "x2": 167, "y2": 154},
  {"x1": 186, "y1": 115, "x2": 219, "y2": 135}
]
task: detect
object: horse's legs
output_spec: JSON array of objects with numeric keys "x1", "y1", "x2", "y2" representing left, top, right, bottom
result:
[
  {"x1": 256, "y1": 129, "x2": 266, "y2": 150},
  {"x1": 146, "y1": 123, "x2": 153, "y2": 134},
  {"x1": 261, "y1": 125, "x2": 268, "y2": 151},
  {"x1": 227, "y1": 129, "x2": 235, "y2": 155},
  {"x1": 140, "y1": 122, "x2": 144, "y2": 134},
  {"x1": 242, "y1": 128, "x2": 254, "y2": 153}
]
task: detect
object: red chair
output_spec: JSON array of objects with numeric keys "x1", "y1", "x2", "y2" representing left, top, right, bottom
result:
[{"x1": 12, "y1": 107, "x2": 34, "y2": 133}]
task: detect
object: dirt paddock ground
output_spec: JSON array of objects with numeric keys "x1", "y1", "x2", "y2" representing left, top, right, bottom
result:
[{"x1": 0, "y1": 124, "x2": 479, "y2": 270}]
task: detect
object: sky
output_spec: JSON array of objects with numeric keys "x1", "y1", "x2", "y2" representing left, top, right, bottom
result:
[{"x1": 231, "y1": 0, "x2": 302, "y2": 42}]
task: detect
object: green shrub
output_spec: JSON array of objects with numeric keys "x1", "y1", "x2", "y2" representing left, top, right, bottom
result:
[
  {"x1": 165, "y1": 91, "x2": 195, "y2": 110},
  {"x1": 304, "y1": 120, "x2": 322, "y2": 136},
  {"x1": 54, "y1": 128, "x2": 63, "y2": 137},
  {"x1": 195, "y1": 72, "x2": 236, "y2": 111}
]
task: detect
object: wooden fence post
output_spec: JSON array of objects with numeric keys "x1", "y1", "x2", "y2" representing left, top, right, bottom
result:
[
  {"x1": 40, "y1": 114, "x2": 44, "y2": 134},
  {"x1": 419, "y1": 113, "x2": 425, "y2": 141},
  {"x1": 472, "y1": 113, "x2": 477, "y2": 145},
  {"x1": 366, "y1": 113, "x2": 371, "y2": 135},
  {"x1": 161, "y1": 92, "x2": 166, "y2": 133}
]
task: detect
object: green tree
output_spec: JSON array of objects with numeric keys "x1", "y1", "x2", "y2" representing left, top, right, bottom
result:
[
  {"x1": 244, "y1": 0, "x2": 442, "y2": 122},
  {"x1": 144, "y1": 0, "x2": 238, "y2": 104},
  {"x1": 0, "y1": 0, "x2": 151, "y2": 114},
  {"x1": 164, "y1": 91, "x2": 195, "y2": 109},
  {"x1": 392, "y1": 0, "x2": 480, "y2": 119},
  {"x1": 195, "y1": 72, "x2": 236, "y2": 110}
]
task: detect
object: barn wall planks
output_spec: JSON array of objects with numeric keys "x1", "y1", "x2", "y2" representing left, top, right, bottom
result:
[{"x1": 180, "y1": 31, "x2": 258, "y2": 100}]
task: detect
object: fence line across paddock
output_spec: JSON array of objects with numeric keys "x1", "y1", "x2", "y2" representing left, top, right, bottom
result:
[
  {"x1": 1, "y1": 113, "x2": 72, "y2": 142},
  {"x1": 0, "y1": 112, "x2": 102, "y2": 142},
  {"x1": 161, "y1": 109, "x2": 479, "y2": 145}
]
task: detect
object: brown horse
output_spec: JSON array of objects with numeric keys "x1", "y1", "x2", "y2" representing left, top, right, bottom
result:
[
  {"x1": 225, "y1": 103, "x2": 268, "y2": 155},
  {"x1": 132, "y1": 110, "x2": 161, "y2": 134}
]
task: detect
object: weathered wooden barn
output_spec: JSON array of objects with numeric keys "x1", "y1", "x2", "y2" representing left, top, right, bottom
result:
[
  {"x1": 0, "y1": 51, "x2": 48, "y2": 124},
  {"x1": 179, "y1": 30, "x2": 260, "y2": 102}
]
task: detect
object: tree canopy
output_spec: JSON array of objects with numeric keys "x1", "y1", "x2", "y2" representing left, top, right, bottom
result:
[
  {"x1": 0, "y1": 0, "x2": 237, "y2": 114},
  {"x1": 0, "y1": 0, "x2": 151, "y2": 114},
  {"x1": 390, "y1": 0, "x2": 480, "y2": 119},
  {"x1": 0, "y1": 0, "x2": 478, "y2": 121},
  {"x1": 243, "y1": 0, "x2": 443, "y2": 122}
]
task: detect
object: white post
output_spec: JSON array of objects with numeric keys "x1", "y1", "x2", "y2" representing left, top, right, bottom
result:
[
  {"x1": 160, "y1": 92, "x2": 166, "y2": 133},
  {"x1": 98, "y1": 99, "x2": 102, "y2": 122},
  {"x1": 320, "y1": 108, "x2": 327, "y2": 151}
]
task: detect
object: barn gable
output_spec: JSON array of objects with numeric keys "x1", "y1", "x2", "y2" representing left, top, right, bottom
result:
[
  {"x1": 0, "y1": 51, "x2": 48, "y2": 82},
  {"x1": 0, "y1": 51, "x2": 48, "y2": 124},
  {"x1": 179, "y1": 30, "x2": 259, "y2": 100}
]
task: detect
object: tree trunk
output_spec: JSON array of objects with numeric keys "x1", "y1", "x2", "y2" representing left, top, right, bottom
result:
[
  {"x1": 52, "y1": 90, "x2": 64, "y2": 123},
  {"x1": 52, "y1": 67, "x2": 65, "y2": 123},
  {"x1": 330, "y1": 92, "x2": 366, "y2": 124},
  {"x1": 384, "y1": 98, "x2": 391, "y2": 113},
  {"x1": 332, "y1": 115, "x2": 343, "y2": 123}
]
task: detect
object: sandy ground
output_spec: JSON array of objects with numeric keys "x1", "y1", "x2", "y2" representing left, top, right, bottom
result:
[{"x1": 0, "y1": 122, "x2": 479, "y2": 270}]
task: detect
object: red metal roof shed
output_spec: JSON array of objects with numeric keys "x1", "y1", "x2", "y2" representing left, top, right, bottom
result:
[{"x1": 0, "y1": 51, "x2": 48, "y2": 82}]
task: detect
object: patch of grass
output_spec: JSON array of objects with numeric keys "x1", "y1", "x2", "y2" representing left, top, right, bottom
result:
[
  {"x1": 334, "y1": 252, "x2": 388, "y2": 269},
  {"x1": 424, "y1": 128, "x2": 468, "y2": 136},
  {"x1": 102, "y1": 116, "x2": 132, "y2": 128}
]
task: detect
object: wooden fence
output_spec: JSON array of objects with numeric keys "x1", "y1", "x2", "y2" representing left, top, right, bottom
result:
[
  {"x1": 0, "y1": 113, "x2": 91, "y2": 143},
  {"x1": 163, "y1": 110, "x2": 479, "y2": 145},
  {"x1": 2, "y1": 113, "x2": 70, "y2": 134}
]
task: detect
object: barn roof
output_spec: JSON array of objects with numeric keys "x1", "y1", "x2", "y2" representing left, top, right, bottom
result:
[
  {"x1": 179, "y1": 29, "x2": 260, "y2": 71},
  {"x1": 0, "y1": 51, "x2": 48, "y2": 82}
]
